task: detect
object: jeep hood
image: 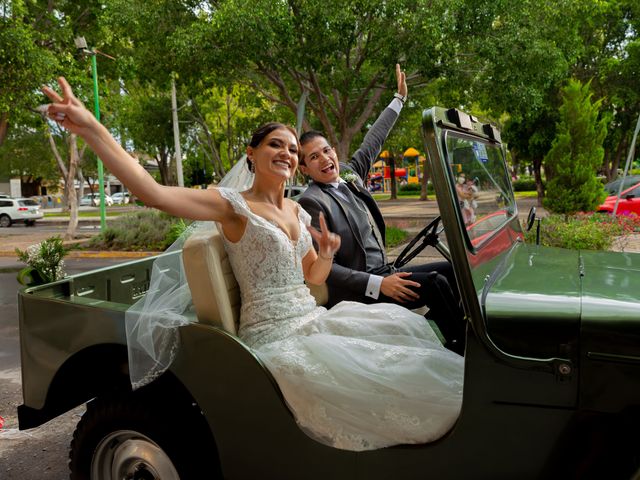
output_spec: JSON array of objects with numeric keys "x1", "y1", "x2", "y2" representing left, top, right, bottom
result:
[{"x1": 481, "y1": 243, "x2": 640, "y2": 358}]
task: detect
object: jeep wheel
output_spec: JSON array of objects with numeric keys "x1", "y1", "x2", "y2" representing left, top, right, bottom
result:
[
  {"x1": 69, "y1": 391, "x2": 219, "y2": 480},
  {"x1": 0, "y1": 214, "x2": 11, "y2": 228}
]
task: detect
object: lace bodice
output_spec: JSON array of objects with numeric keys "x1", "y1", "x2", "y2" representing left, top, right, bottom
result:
[{"x1": 217, "y1": 188, "x2": 321, "y2": 347}]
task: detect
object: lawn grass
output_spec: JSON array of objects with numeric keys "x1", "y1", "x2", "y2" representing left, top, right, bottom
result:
[
  {"x1": 386, "y1": 226, "x2": 409, "y2": 249},
  {"x1": 44, "y1": 210, "x2": 124, "y2": 218},
  {"x1": 373, "y1": 193, "x2": 435, "y2": 201},
  {"x1": 515, "y1": 191, "x2": 538, "y2": 198}
]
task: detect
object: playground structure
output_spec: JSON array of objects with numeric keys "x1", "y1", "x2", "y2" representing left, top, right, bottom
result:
[{"x1": 368, "y1": 148, "x2": 426, "y2": 193}]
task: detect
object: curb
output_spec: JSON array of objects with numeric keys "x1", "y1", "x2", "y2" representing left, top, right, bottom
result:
[
  {"x1": 0, "y1": 248, "x2": 160, "y2": 259},
  {"x1": 66, "y1": 250, "x2": 161, "y2": 259}
]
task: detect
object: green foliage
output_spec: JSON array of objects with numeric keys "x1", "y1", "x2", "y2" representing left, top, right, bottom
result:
[
  {"x1": 166, "y1": 0, "x2": 452, "y2": 157},
  {"x1": 15, "y1": 236, "x2": 68, "y2": 285},
  {"x1": 385, "y1": 226, "x2": 409, "y2": 249},
  {"x1": 524, "y1": 213, "x2": 640, "y2": 250},
  {"x1": 88, "y1": 210, "x2": 191, "y2": 251},
  {"x1": 544, "y1": 79, "x2": 608, "y2": 214},
  {"x1": 399, "y1": 183, "x2": 421, "y2": 192},
  {"x1": 397, "y1": 182, "x2": 435, "y2": 196},
  {"x1": 512, "y1": 177, "x2": 538, "y2": 192},
  {"x1": 0, "y1": 0, "x2": 58, "y2": 119}
]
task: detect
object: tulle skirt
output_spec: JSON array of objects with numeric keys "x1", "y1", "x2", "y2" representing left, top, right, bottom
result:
[{"x1": 244, "y1": 301, "x2": 464, "y2": 451}]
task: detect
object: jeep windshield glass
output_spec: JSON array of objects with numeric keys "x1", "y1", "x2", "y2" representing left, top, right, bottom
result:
[{"x1": 445, "y1": 132, "x2": 516, "y2": 249}]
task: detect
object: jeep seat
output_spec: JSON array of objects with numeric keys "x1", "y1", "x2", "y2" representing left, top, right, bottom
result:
[{"x1": 182, "y1": 225, "x2": 328, "y2": 335}]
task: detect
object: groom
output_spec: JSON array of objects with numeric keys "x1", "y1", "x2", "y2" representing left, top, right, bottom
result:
[{"x1": 298, "y1": 65, "x2": 465, "y2": 353}]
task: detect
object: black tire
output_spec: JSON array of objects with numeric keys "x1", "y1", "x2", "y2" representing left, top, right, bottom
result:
[
  {"x1": 69, "y1": 390, "x2": 220, "y2": 480},
  {"x1": 0, "y1": 214, "x2": 12, "y2": 228}
]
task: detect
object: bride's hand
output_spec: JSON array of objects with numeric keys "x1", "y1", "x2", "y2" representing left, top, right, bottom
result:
[
  {"x1": 41, "y1": 77, "x2": 99, "y2": 136},
  {"x1": 307, "y1": 212, "x2": 341, "y2": 260}
]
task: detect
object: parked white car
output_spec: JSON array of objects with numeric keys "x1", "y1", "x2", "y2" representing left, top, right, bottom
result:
[
  {"x1": 79, "y1": 193, "x2": 113, "y2": 207},
  {"x1": 110, "y1": 192, "x2": 130, "y2": 204},
  {"x1": 0, "y1": 197, "x2": 44, "y2": 227}
]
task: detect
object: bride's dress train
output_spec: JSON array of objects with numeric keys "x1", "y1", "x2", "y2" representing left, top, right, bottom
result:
[{"x1": 217, "y1": 188, "x2": 464, "y2": 451}]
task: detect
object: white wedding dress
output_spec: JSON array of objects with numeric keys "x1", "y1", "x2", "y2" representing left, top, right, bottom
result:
[{"x1": 217, "y1": 188, "x2": 464, "y2": 451}]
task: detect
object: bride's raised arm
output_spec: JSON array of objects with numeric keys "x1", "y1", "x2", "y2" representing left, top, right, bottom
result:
[{"x1": 42, "y1": 77, "x2": 237, "y2": 225}]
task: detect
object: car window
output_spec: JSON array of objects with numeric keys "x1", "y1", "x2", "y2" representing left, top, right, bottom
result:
[
  {"x1": 445, "y1": 131, "x2": 516, "y2": 250},
  {"x1": 18, "y1": 199, "x2": 39, "y2": 206},
  {"x1": 0, "y1": 200, "x2": 12, "y2": 207},
  {"x1": 626, "y1": 185, "x2": 640, "y2": 197}
]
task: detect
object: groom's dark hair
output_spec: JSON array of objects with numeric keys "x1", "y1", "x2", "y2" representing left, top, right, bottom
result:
[{"x1": 299, "y1": 130, "x2": 328, "y2": 165}]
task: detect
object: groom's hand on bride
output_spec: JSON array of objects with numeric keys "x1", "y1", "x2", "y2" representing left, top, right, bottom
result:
[{"x1": 381, "y1": 272, "x2": 420, "y2": 303}]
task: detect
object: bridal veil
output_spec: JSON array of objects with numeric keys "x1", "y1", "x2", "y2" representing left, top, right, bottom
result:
[{"x1": 125, "y1": 157, "x2": 254, "y2": 389}]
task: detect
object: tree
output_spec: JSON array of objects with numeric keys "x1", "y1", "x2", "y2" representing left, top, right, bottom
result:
[
  {"x1": 115, "y1": 84, "x2": 178, "y2": 185},
  {"x1": 172, "y1": 0, "x2": 453, "y2": 161},
  {"x1": 543, "y1": 79, "x2": 608, "y2": 215},
  {"x1": 0, "y1": 122, "x2": 60, "y2": 195},
  {"x1": 183, "y1": 83, "x2": 276, "y2": 182},
  {"x1": 0, "y1": 0, "x2": 58, "y2": 146}
]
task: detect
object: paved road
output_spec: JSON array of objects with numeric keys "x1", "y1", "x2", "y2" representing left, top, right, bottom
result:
[{"x1": 0, "y1": 223, "x2": 101, "y2": 236}]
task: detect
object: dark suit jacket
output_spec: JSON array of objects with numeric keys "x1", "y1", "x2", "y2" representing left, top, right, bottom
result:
[{"x1": 299, "y1": 105, "x2": 399, "y2": 306}]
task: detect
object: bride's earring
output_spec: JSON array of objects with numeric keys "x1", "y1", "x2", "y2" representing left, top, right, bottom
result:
[{"x1": 249, "y1": 159, "x2": 255, "y2": 174}]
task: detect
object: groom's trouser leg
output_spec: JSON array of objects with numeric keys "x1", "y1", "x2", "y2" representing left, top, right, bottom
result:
[{"x1": 378, "y1": 262, "x2": 466, "y2": 347}]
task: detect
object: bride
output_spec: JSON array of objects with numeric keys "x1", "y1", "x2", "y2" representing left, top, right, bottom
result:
[{"x1": 42, "y1": 77, "x2": 464, "y2": 451}]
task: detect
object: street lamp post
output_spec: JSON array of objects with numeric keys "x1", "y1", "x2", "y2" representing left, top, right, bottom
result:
[{"x1": 74, "y1": 36, "x2": 113, "y2": 231}]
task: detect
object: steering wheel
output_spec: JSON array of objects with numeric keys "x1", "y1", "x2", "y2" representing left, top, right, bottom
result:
[{"x1": 393, "y1": 216, "x2": 446, "y2": 269}]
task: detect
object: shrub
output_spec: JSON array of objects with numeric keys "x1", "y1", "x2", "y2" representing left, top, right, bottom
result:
[
  {"x1": 524, "y1": 212, "x2": 640, "y2": 250},
  {"x1": 399, "y1": 183, "x2": 421, "y2": 192},
  {"x1": 88, "y1": 210, "x2": 192, "y2": 251},
  {"x1": 397, "y1": 182, "x2": 435, "y2": 196},
  {"x1": 512, "y1": 176, "x2": 537, "y2": 192},
  {"x1": 543, "y1": 79, "x2": 608, "y2": 214},
  {"x1": 16, "y1": 236, "x2": 68, "y2": 285}
]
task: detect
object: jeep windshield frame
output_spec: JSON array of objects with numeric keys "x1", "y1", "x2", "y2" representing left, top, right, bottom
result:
[{"x1": 422, "y1": 107, "x2": 572, "y2": 376}]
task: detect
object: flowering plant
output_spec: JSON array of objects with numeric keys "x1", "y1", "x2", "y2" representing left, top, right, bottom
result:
[
  {"x1": 15, "y1": 236, "x2": 68, "y2": 286},
  {"x1": 340, "y1": 170, "x2": 358, "y2": 183}
]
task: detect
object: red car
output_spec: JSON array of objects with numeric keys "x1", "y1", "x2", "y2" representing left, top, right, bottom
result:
[{"x1": 597, "y1": 181, "x2": 640, "y2": 215}]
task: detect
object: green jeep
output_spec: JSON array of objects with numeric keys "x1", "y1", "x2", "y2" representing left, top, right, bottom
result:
[{"x1": 17, "y1": 107, "x2": 640, "y2": 479}]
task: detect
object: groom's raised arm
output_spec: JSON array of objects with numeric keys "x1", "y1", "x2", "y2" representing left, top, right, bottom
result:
[{"x1": 348, "y1": 64, "x2": 408, "y2": 180}]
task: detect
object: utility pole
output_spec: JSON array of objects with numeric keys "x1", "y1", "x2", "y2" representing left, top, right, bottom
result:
[
  {"x1": 171, "y1": 77, "x2": 184, "y2": 187},
  {"x1": 74, "y1": 36, "x2": 114, "y2": 231}
]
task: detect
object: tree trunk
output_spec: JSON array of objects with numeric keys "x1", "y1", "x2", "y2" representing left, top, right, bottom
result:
[
  {"x1": 65, "y1": 135, "x2": 80, "y2": 241},
  {"x1": 334, "y1": 137, "x2": 352, "y2": 166},
  {"x1": 389, "y1": 154, "x2": 397, "y2": 200},
  {"x1": 602, "y1": 149, "x2": 612, "y2": 180},
  {"x1": 157, "y1": 150, "x2": 174, "y2": 186},
  {"x1": 420, "y1": 157, "x2": 429, "y2": 201},
  {"x1": 0, "y1": 113, "x2": 8, "y2": 147},
  {"x1": 76, "y1": 167, "x2": 86, "y2": 202},
  {"x1": 533, "y1": 157, "x2": 544, "y2": 207},
  {"x1": 510, "y1": 151, "x2": 519, "y2": 179},
  {"x1": 610, "y1": 134, "x2": 629, "y2": 181}
]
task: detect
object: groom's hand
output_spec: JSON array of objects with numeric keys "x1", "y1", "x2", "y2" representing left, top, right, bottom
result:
[
  {"x1": 396, "y1": 64, "x2": 407, "y2": 99},
  {"x1": 381, "y1": 272, "x2": 420, "y2": 303}
]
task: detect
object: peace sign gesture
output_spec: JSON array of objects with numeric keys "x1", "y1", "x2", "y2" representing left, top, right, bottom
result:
[
  {"x1": 307, "y1": 212, "x2": 341, "y2": 260},
  {"x1": 41, "y1": 77, "x2": 98, "y2": 136}
]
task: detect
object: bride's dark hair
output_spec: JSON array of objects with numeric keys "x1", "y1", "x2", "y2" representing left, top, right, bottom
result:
[{"x1": 247, "y1": 122, "x2": 299, "y2": 169}]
